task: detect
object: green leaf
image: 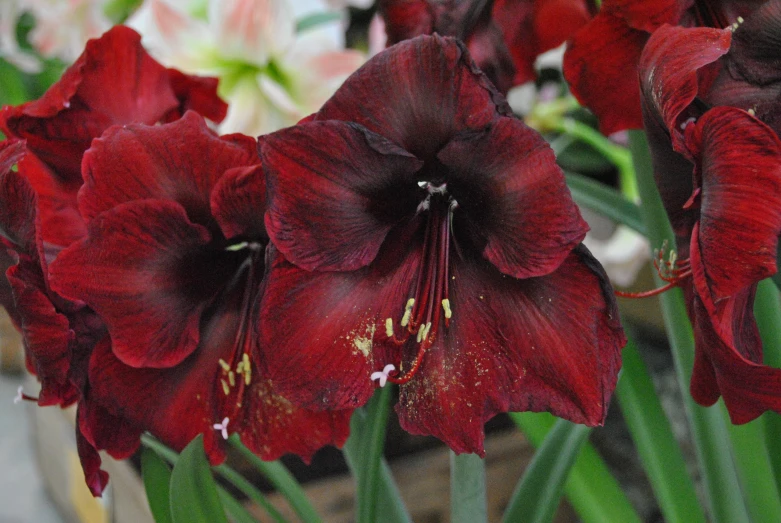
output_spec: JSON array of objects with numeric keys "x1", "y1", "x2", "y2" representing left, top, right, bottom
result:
[
  {"x1": 629, "y1": 130, "x2": 750, "y2": 523},
  {"x1": 296, "y1": 12, "x2": 343, "y2": 32},
  {"x1": 217, "y1": 488, "x2": 261, "y2": 523},
  {"x1": 169, "y1": 435, "x2": 228, "y2": 523},
  {"x1": 141, "y1": 447, "x2": 174, "y2": 523},
  {"x1": 214, "y1": 464, "x2": 286, "y2": 523},
  {"x1": 616, "y1": 339, "x2": 705, "y2": 523},
  {"x1": 502, "y1": 420, "x2": 589, "y2": 523},
  {"x1": 564, "y1": 172, "x2": 646, "y2": 235},
  {"x1": 510, "y1": 412, "x2": 640, "y2": 523},
  {"x1": 229, "y1": 436, "x2": 321, "y2": 523},
  {"x1": 451, "y1": 452, "x2": 487, "y2": 523}
]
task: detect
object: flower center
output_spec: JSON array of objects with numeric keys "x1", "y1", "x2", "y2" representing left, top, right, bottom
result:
[{"x1": 381, "y1": 182, "x2": 457, "y2": 385}]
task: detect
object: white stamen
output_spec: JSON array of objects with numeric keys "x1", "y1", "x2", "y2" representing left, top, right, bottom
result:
[
  {"x1": 213, "y1": 417, "x2": 230, "y2": 440},
  {"x1": 13, "y1": 386, "x2": 23, "y2": 405},
  {"x1": 385, "y1": 318, "x2": 394, "y2": 338},
  {"x1": 680, "y1": 117, "x2": 697, "y2": 130},
  {"x1": 370, "y1": 364, "x2": 396, "y2": 387}
]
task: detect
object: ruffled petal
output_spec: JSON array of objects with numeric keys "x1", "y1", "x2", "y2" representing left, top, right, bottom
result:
[
  {"x1": 689, "y1": 108, "x2": 781, "y2": 304},
  {"x1": 49, "y1": 200, "x2": 216, "y2": 368},
  {"x1": 0, "y1": 26, "x2": 179, "y2": 181},
  {"x1": 262, "y1": 120, "x2": 423, "y2": 271},
  {"x1": 563, "y1": 12, "x2": 647, "y2": 134},
  {"x1": 211, "y1": 164, "x2": 267, "y2": 240},
  {"x1": 315, "y1": 35, "x2": 510, "y2": 160},
  {"x1": 604, "y1": 0, "x2": 687, "y2": 32},
  {"x1": 396, "y1": 245, "x2": 624, "y2": 454},
  {"x1": 163, "y1": 69, "x2": 229, "y2": 124},
  {"x1": 379, "y1": 0, "x2": 434, "y2": 44},
  {"x1": 438, "y1": 117, "x2": 587, "y2": 279},
  {"x1": 79, "y1": 111, "x2": 258, "y2": 227}
]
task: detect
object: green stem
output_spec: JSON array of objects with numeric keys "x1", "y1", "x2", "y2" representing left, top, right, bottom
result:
[
  {"x1": 629, "y1": 130, "x2": 749, "y2": 523},
  {"x1": 357, "y1": 387, "x2": 392, "y2": 523},
  {"x1": 510, "y1": 412, "x2": 640, "y2": 523},
  {"x1": 616, "y1": 338, "x2": 705, "y2": 523},
  {"x1": 229, "y1": 437, "x2": 321, "y2": 523},
  {"x1": 754, "y1": 279, "x2": 781, "y2": 499},
  {"x1": 450, "y1": 452, "x2": 487, "y2": 523}
]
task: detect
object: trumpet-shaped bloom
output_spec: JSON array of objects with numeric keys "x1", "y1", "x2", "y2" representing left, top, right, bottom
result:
[
  {"x1": 379, "y1": 0, "x2": 593, "y2": 93},
  {"x1": 563, "y1": 0, "x2": 767, "y2": 135},
  {"x1": 128, "y1": 0, "x2": 365, "y2": 136},
  {"x1": 49, "y1": 112, "x2": 351, "y2": 495},
  {"x1": 260, "y1": 35, "x2": 625, "y2": 454},
  {"x1": 639, "y1": 5, "x2": 781, "y2": 422}
]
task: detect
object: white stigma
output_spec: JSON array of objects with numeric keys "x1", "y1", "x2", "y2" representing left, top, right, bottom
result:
[
  {"x1": 371, "y1": 364, "x2": 396, "y2": 387},
  {"x1": 13, "y1": 386, "x2": 23, "y2": 405},
  {"x1": 213, "y1": 417, "x2": 230, "y2": 440}
]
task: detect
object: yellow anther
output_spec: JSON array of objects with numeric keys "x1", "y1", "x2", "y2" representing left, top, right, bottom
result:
[
  {"x1": 748, "y1": 108, "x2": 756, "y2": 116},
  {"x1": 385, "y1": 318, "x2": 394, "y2": 338},
  {"x1": 421, "y1": 322, "x2": 432, "y2": 341},
  {"x1": 737, "y1": 16, "x2": 744, "y2": 23},
  {"x1": 218, "y1": 359, "x2": 231, "y2": 372},
  {"x1": 416, "y1": 322, "x2": 432, "y2": 343},
  {"x1": 441, "y1": 299, "x2": 452, "y2": 319},
  {"x1": 401, "y1": 298, "x2": 415, "y2": 327},
  {"x1": 244, "y1": 365, "x2": 251, "y2": 386},
  {"x1": 221, "y1": 379, "x2": 230, "y2": 396},
  {"x1": 228, "y1": 371, "x2": 236, "y2": 387},
  {"x1": 243, "y1": 353, "x2": 250, "y2": 368},
  {"x1": 236, "y1": 361, "x2": 244, "y2": 374}
]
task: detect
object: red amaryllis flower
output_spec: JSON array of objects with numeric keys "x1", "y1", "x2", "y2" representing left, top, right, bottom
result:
[
  {"x1": 49, "y1": 112, "x2": 352, "y2": 495},
  {"x1": 638, "y1": 9, "x2": 781, "y2": 423},
  {"x1": 259, "y1": 35, "x2": 625, "y2": 454},
  {"x1": 0, "y1": 25, "x2": 227, "y2": 247},
  {"x1": 563, "y1": 0, "x2": 767, "y2": 135},
  {"x1": 379, "y1": 0, "x2": 593, "y2": 93}
]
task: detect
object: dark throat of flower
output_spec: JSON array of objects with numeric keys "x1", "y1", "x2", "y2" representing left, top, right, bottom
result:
[
  {"x1": 384, "y1": 184, "x2": 457, "y2": 385},
  {"x1": 615, "y1": 241, "x2": 692, "y2": 299}
]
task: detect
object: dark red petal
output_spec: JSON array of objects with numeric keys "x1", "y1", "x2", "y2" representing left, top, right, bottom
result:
[
  {"x1": 604, "y1": 0, "x2": 687, "y2": 32},
  {"x1": 532, "y1": 0, "x2": 592, "y2": 50},
  {"x1": 76, "y1": 423, "x2": 109, "y2": 497},
  {"x1": 0, "y1": 155, "x2": 37, "y2": 256},
  {"x1": 396, "y1": 245, "x2": 624, "y2": 454},
  {"x1": 262, "y1": 120, "x2": 422, "y2": 272},
  {"x1": 379, "y1": 0, "x2": 435, "y2": 44},
  {"x1": 638, "y1": 25, "x2": 731, "y2": 151},
  {"x1": 438, "y1": 117, "x2": 588, "y2": 279},
  {"x1": 260, "y1": 243, "x2": 422, "y2": 410},
  {"x1": 689, "y1": 109, "x2": 781, "y2": 304},
  {"x1": 0, "y1": 26, "x2": 179, "y2": 181},
  {"x1": 0, "y1": 139, "x2": 25, "y2": 173},
  {"x1": 465, "y1": 20, "x2": 516, "y2": 94},
  {"x1": 563, "y1": 12, "x2": 647, "y2": 134},
  {"x1": 79, "y1": 111, "x2": 258, "y2": 226},
  {"x1": 690, "y1": 294, "x2": 781, "y2": 424},
  {"x1": 491, "y1": 0, "x2": 536, "y2": 85},
  {"x1": 78, "y1": 398, "x2": 142, "y2": 462},
  {"x1": 163, "y1": 69, "x2": 229, "y2": 124},
  {"x1": 49, "y1": 200, "x2": 214, "y2": 368},
  {"x1": 726, "y1": 1, "x2": 781, "y2": 85},
  {"x1": 316, "y1": 35, "x2": 510, "y2": 160},
  {"x1": 211, "y1": 164, "x2": 267, "y2": 240}
]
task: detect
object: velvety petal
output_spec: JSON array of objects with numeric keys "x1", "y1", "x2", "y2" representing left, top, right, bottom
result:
[
  {"x1": 395, "y1": 245, "x2": 624, "y2": 454},
  {"x1": 725, "y1": 0, "x2": 781, "y2": 85},
  {"x1": 491, "y1": 0, "x2": 536, "y2": 85},
  {"x1": 163, "y1": 69, "x2": 229, "y2": 124},
  {"x1": 315, "y1": 35, "x2": 510, "y2": 160},
  {"x1": 689, "y1": 108, "x2": 781, "y2": 304},
  {"x1": 0, "y1": 26, "x2": 179, "y2": 181},
  {"x1": 691, "y1": 294, "x2": 781, "y2": 424},
  {"x1": 78, "y1": 398, "x2": 142, "y2": 462},
  {"x1": 464, "y1": 16, "x2": 516, "y2": 94},
  {"x1": 211, "y1": 164, "x2": 267, "y2": 240},
  {"x1": 379, "y1": 0, "x2": 435, "y2": 44},
  {"x1": 0, "y1": 150, "x2": 36, "y2": 256},
  {"x1": 563, "y1": 12, "x2": 647, "y2": 134},
  {"x1": 260, "y1": 240, "x2": 423, "y2": 410},
  {"x1": 438, "y1": 117, "x2": 587, "y2": 279},
  {"x1": 76, "y1": 423, "x2": 109, "y2": 497},
  {"x1": 49, "y1": 200, "x2": 215, "y2": 368},
  {"x1": 638, "y1": 24, "x2": 732, "y2": 152},
  {"x1": 262, "y1": 120, "x2": 423, "y2": 272},
  {"x1": 79, "y1": 111, "x2": 258, "y2": 227},
  {"x1": 604, "y1": 0, "x2": 689, "y2": 32}
]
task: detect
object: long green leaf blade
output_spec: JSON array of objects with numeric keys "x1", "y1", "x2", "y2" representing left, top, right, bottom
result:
[
  {"x1": 356, "y1": 387, "x2": 392, "y2": 523},
  {"x1": 169, "y1": 435, "x2": 228, "y2": 523},
  {"x1": 502, "y1": 420, "x2": 589, "y2": 523},
  {"x1": 141, "y1": 447, "x2": 174, "y2": 523},
  {"x1": 565, "y1": 172, "x2": 646, "y2": 235},
  {"x1": 451, "y1": 452, "x2": 487, "y2": 523}
]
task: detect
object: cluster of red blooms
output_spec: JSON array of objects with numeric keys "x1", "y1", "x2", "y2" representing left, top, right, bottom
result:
[{"x1": 0, "y1": 0, "x2": 779, "y2": 498}]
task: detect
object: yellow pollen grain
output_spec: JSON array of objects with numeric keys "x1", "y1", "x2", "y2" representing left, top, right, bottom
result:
[
  {"x1": 442, "y1": 299, "x2": 452, "y2": 319},
  {"x1": 221, "y1": 379, "x2": 230, "y2": 396},
  {"x1": 218, "y1": 359, "x2": 230, "y2": 372},
  {"x1": 385, "y1": 318, "x2": 394, "y2": 338},
  {"x1": 228, "y1": 371, "x2": 236, "y2": 387}
]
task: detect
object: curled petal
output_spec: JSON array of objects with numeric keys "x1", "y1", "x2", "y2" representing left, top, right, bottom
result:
[
  {"x1": 50, "y1": 200, "x2": 215, "y2": 368},
  {"x1": 262, "y1": 120, "x2": 423, "y2": 272},
  {"x1": 438, "y1": 117, "x2": 587, "y2": 279}
]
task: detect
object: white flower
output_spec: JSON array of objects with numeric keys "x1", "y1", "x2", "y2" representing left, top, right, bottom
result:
[
  {"x1": 128, "y1": 0, "x2": 365, "y2": 136},
  {"x1": 0, "y1": 1, "x2": 41, "y2": 72},
  {"x1": 583, "y1": 225, "x2": 650, "y2": 288}
]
